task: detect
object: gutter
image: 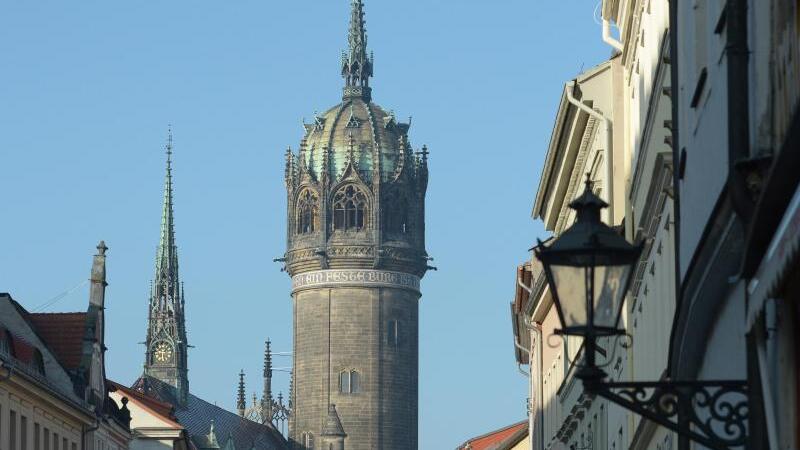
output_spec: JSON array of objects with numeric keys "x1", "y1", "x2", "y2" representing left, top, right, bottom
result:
[
  {"x1": 566, "y1": 81, "x2": 615, "y2": 217},
  {"x1": 726, "y1": 0, "x2": 755, "y2": 224},
  {"x1": 517, "y1": 272, "x2": 543, "y2": 450},
  {"x1": 603, "y1": 19, "x2": 624, "y2": 52}
]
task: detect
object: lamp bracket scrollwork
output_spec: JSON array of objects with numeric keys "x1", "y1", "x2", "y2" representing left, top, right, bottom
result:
[{"x1": 585, "y1": 379, "x2": 748, "y2": 450}]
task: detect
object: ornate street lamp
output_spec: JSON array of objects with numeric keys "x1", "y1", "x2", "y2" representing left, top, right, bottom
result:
[{"x1": 534, "y1": 177, "x2": 750, "y2": 450}]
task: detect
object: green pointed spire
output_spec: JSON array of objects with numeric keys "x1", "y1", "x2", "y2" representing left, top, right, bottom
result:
[
  {"x1": 156, "y1": 127, "x2": 177, "y2": 278},
  {"x1": 145, "y1": 126, "x2": 189, "y2": 406}
]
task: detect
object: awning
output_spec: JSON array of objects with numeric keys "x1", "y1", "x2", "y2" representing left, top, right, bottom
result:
[{"x1": 747, "y1": 182, "x2": 800, "y2": 328}]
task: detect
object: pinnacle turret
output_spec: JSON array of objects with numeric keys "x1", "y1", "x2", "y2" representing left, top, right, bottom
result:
[
  {"x1": 237, "y1": 370, "x2": 246, "y2": 417},
  {"x1": 262, "y1": 340, "x2": 274, "y2": 422},
  {"x1": 341, "y1": 0, "x2": 373, "y2": 101}
]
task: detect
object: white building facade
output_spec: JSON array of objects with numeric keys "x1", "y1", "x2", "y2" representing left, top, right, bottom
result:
[{"x1": 516, "y1": 0, "x2": 800, "y2": 447}]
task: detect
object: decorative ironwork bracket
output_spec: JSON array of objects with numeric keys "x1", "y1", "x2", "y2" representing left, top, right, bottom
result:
[{"x1": 584, "y1": 379, "x2": 748, "y2": 450}]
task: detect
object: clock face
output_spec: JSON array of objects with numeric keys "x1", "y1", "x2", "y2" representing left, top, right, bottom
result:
[{"x1": 154, "y1": 342, "x2": 173, "y2": 364}]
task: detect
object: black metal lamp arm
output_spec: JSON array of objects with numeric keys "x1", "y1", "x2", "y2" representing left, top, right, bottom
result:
[{"x1": 585, "y1": 379, "x2": 748, "y2": 450}]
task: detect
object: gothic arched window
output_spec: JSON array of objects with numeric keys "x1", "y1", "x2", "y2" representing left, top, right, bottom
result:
[
  {"x1": 332, "y1": 185, "x2": 368, "y2": 231},
  {"x1": 383, "y1": 192, "x2": 409, "y2": 235},
  {"x1": 339, "y1": 370, "x2": 361, "y2": 394},
  {"x1": 296, "y1": 189, "x2": 319, "y2": 234}
]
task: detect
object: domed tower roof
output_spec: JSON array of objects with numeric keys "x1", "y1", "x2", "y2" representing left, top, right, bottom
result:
[
  {"x1": 284, "y1": 0, "x2": 430, "y2": 277},
  {"x1": 299, "y1": 101, "x2": 413, "y2": 183},
  {"x1": 289, "y1": 0, "x2": 416, "y2": 185}
]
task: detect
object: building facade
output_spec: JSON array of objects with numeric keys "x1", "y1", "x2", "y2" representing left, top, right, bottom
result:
[
  {"x1": 523, "y1": 59, "x2": 628, "y2": 450},
  {"x1": 671, "y1": 0, "x2": 800, "y2": 447},
  {"x1": 515, "y1": 0, "x2": 800, "y2": 448},
  {"x1": 109, "y1": 381, "x2": 191, "y2": 450},
  {"x1": 0, "y1": 243, "x2": 132, "y2": 450},
  {"x1": 282, "y1": 1, "x2": 430, "y2": 449}
]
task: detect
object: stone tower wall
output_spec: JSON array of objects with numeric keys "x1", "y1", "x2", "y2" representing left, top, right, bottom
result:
[{"x1": 291, "y1": 281, "x2": 419, "y2": 450}]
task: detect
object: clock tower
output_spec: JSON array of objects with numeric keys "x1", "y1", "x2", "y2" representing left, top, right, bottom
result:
[{"x1": 143, "y1": 129, "x2": 190, "y2": 406}]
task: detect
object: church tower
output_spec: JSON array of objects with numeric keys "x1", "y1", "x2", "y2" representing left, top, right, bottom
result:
[
  {"x1": 284, "y1": 1, "x2": 430, "y2": 449},
  {"x1": 144, "y1": 129, "x2": 190, "y2": 406}
]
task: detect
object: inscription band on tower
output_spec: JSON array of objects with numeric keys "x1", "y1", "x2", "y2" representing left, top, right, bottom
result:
[{"x1": 291, "y1": 269, "x2": 421, "y2": 294}]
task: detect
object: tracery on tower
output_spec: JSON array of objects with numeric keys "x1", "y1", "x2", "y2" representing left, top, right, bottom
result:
[
  {"x1": 295, "y1": 189, "x2": 319, "y2": 235},
  {"x1": 332, "y1": 185, "x2": 369, "y2": 232}
]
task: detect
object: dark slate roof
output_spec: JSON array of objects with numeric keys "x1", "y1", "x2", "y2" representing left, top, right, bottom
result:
[{"x1": 133, "y1": 375, "x2": 287, "y2": 450}]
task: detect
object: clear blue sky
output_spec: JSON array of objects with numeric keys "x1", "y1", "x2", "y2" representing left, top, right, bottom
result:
[{"x1": 1, "y1": 1, "x2": 609, "y2": 447}]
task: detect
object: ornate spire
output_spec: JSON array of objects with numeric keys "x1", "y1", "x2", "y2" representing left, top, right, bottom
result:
[
  {"x1": 341, "y1": 0, "x2": 373, "y2": 101},
  {"x1": 156, "y1": 127, "x2": 178, "y2": 284},
  {"x1": 145, "y1": 126, "x2": 189, "y2": 407},
  {"x1": 237, "y1": 370, "x2": 246, "y2": 416}
]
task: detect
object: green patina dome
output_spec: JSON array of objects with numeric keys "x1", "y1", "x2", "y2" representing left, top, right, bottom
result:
[{"x1": 299, "y1": 98, "x2": 411, "y2": 182}]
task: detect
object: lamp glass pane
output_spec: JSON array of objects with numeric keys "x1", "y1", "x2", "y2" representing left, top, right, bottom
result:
[
  {"x1": 592, "y1": 263, "x2": 631, "y2": 329},
  {"x1": 549, "y1": 264, "x2": 588, "y2": 329}
]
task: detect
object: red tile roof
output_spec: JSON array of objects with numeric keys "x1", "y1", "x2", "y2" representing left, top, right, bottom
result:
[
  {"x1": 108, "y1": 380, "x2": 179, "y2": 426},
  {"x1": 26, "y1": 313, "x2": 87, "y2": 371},
  {"x1": 458, "y1": 420, "x2": 528, "y2": 450}
]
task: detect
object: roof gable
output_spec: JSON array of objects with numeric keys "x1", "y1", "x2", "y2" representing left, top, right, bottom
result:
[{"x1": 458, "y1": 421, "x2": 528, "y2": 450}]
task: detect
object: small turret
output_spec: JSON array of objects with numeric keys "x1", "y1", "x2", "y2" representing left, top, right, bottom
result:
[
  {"x1": 320, "y1": 404, "x2": 347, "y2": 450},
  {"x1": 341, "y1": 0, "x2": 373, "y2": 101}
]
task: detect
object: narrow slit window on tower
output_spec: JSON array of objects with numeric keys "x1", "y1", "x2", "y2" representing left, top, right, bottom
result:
[
  {"x1": 296, "y1": 189, "x2": 319, "y2": 234},
  {"x1": 387, "y1": 319, "x2": 401, "y2": 348},
  {"x1": 332, "y1": 185, "x2": 368, "y2": 231}
]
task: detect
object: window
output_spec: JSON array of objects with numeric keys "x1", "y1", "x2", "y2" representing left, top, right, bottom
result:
[
  {"x1": 296, "y1": 189, "x2": 319, "y2": 234},
  {"x1": 44, "y1": 428, "x2": 50, "y2": 450},
  {"x1": 332, "y1": 185, "x2": 368, "y2": 231},
  {"x1": 63, "y1": 437, "x2": 68, "y2": 450},
  {"x1": 54, "y1": 432, "x2": 59, "y2": 450},
  {"x1": 387, "y1": 319, "x2": 402, "y2": 348},
  {"x1": 21, "y1": 416, "x2": 27, "y2": 450},
  {"x1": 10, "y1": 410, "x2": 16, "y2": 450},
  {"x1": 33, "y1": 350, "x2": 45, "y2": 375},
  {"x1": 35, "y1": 423, "x2": 40, "y2": 450},
  {"x1": 383, "y1": 193, "x2": 409, "y2": 234},
  {"x1": 0, "y1": 329, "x2": 10, "y2": 355},
  {"x1": 301, "y1": 432, "x2": 314, "y2": 449},
  {"x1": 339, "y1": 370, "x2": 361, "y2": 394}
]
